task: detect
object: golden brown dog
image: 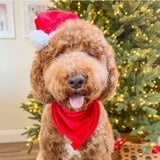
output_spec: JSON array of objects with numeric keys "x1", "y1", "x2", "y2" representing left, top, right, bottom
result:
[{"x1": 30, "y1": 19, "x2": 119, "y2": 160}]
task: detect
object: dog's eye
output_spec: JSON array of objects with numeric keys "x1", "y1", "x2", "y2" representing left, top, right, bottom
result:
[{"x1": 55, "y1": 53, "x2": 62, "y2": 58}]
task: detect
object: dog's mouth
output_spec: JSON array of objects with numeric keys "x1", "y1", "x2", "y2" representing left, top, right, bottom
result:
[{"x1": 69, "y1": 93, "x2": 85, "y2": 109}]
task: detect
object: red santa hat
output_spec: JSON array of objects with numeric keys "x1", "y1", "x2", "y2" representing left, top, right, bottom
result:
[{"x1": 29, "y1": 10, "x2": 78, "y2": 50}]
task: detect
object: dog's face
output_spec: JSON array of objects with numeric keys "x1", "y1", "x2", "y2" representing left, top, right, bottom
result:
[
  {"x1": 30, "y1": 19, "x2": 119, "y2": 111},
  {"x1": 44, "y1": 51, "x2": 108, "y2": 111}
]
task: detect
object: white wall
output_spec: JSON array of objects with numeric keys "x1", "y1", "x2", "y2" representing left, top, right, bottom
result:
[{"x1": 0, "y1": 0, "x2": 36, "y2": 142}]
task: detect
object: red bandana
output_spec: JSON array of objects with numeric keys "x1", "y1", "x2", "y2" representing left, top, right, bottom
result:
[{"x1": 51, "y1": 100, "x2": 100, "y2": 150}]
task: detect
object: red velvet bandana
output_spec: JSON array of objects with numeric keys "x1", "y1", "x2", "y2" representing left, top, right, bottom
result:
[{"x1": 51, "y1": 100, "x2": 100, "y2": 150}]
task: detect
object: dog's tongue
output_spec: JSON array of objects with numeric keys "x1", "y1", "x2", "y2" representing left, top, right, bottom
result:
[{"x1": 69, "y1": 94, "x2": 84, "y2": 109}]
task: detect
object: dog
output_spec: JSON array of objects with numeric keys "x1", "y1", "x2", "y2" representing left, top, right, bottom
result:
[{"x1": 30, "y1": 11, "x2": 119, "y2": 160}]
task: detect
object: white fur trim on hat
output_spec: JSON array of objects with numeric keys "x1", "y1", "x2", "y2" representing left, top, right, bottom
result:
[{"x1": 29, "y1": 30, "x2": 50, "y2": 50}]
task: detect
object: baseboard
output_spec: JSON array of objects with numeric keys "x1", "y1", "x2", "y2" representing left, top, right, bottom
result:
[{"x1": 0, "y1": 129, "x2": 27, "y2": 143}]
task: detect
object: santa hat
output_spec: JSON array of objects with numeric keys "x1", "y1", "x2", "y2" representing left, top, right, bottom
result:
[{"x1": 29, "y1": 10, "x2": 78, "y2": 50}]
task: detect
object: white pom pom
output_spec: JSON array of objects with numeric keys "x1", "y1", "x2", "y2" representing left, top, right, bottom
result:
[{"x1": 29, "y1": 30, "x2": 49, "y2": 50}]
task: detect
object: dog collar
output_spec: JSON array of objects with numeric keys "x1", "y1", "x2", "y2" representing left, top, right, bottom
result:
[{"x1": 51, "y1": 100, "x2": 100, "y2": 150}]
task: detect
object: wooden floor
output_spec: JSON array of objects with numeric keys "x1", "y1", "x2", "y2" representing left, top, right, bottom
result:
[
  {"x1": 0, "y1": 142, "x2": 119, "y2": 160},
  {"x1": 0, "y1": 142, "x2": 39, "y2": 160}
]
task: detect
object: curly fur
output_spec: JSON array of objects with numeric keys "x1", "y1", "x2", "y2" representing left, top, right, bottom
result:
[{"x1": 30, "y1": 19, "x2": 119, "y2": 160}]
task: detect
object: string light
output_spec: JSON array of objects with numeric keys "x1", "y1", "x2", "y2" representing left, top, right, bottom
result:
[
  {"x1": 117, "y1": 44, "x2": 120, "y2": 47},
  {"x1": 103, "y1": 30, "x2": 108, "y2": 34},
  {"x1": 106, "y1": 20, "x2": 109, "y2": 24},
  {"x1": 117, "y1": 97, "x2": 124, "y2": 102},
  {"x1": 97, "y1": 11, "x2": 100, "y2": 15},
  {"x1": 131, "y1": 86, "x2": 135, "y2": 92},
  {"x1": 111, "y1": 34, "x2": 115, "y2": 38},
  {"x1": 122, "y1": 125, "x2": 126, "y2": 129},
  {"x1": 127, "y1": 64, "x2": 131, "y2": 67},
  {"x1": 131, "y1": 25, "x2": 135, "y2": 29},
  {"x1": 27, "y1": 101, "x2": 33, "y2": 105},
  {"x1": 148, "y1": 114, "x2": 152, "y2": 118},
  {"x1": 119, "y1": 3, "x2": 123, "y2": 8},
  {"x1": 134, "y1": 68, "x2": 137, "y2": 72},
  {"x1": 27, "y1": 126, "x2": 31, "y2": 130},
  {"x1": 150, "y1": 143, "x2": 154, "y2": 147},
  {"x1": 34, "y1": 103, "x2": 38, "y2": 109},
  {"x1": 125, "y1": 12, "x2": 128, "y2": 15},
  {"x1": 141, "y1": 7, "x2": 146, "y2": 12},
  {"x1": 153, "y1": 115, "x2": 159, "y2": 118},
  {"x1": 28, "y1": 138, "x2": 32, "y2": 142},
  {"x1": 156, "y1": 9, "x2": 160, "y2": 13},
  {"x1": 123, "y1": 73, "x2": 126, "y2": 77},
  {"x1": 138, "y1": 131, "x2": 144, "y2": 134},
  {"x1": 115, "y1": 119, "x2": 119, "y2": 124}
]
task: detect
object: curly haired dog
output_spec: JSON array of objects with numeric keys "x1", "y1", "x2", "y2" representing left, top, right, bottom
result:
[{"x1": 30, "y1": 11, "x2": 119, "y2": 160}]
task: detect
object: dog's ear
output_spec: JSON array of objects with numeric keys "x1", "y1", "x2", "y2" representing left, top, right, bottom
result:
[
  {"x1": 98, "y1": 44, "x2": 119, "y2": 102},
  {"x1": 30, "y1": 50, "x2": 54, "y2": 104}
]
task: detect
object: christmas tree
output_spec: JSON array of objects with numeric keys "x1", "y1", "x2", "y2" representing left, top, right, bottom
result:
[{"x1": 21, "y1": 0, "x2": 160, "y2": 153}]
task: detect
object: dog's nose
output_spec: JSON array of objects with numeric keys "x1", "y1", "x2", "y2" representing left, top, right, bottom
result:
[{"x1": 67, "y1": 75, "x2": 86, "y2": 89}]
